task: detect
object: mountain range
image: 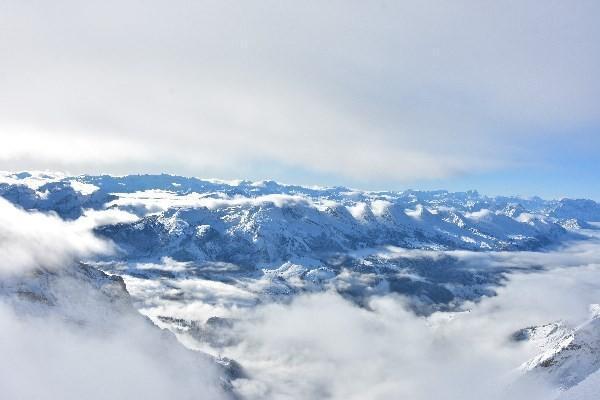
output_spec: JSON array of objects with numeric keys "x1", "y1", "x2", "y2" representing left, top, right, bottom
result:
[{"x1": 2, "y1": 170, "x2": 600, "y2": 399}]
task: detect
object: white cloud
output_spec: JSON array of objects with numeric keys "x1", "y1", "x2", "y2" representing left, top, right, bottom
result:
[
  {"x1": 126, "y1": 229, "x2": 600, "y2": 400},
  {"x1": 107, "y1": 190, "x2": 335, "y2": 214},
  {"x1": 0, "y1": 170, "x2": 65, "y2": 189},
  {"x1": 224, "y1": 292, "x2": 546, "y2": 400},
  {"x1": 0, "y1": 1, "x2": 598, "y2": 184},
  {"x1": 223, "y1": 258, "x2": 600, "y2": 400},
  {"x1": 76, "y1": 208, "x2": 140, "y2": 228},
  {"x1": 0, "y1": 303, "x2": 228, "y2": 400},
  {"x1": 69, "y1": 179, "x2": 99, "y2": 195},
  {"x1": 0, "y1": 198, "x2": 113, "y2": 274}
]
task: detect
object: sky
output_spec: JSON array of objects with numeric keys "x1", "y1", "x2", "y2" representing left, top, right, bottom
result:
[{"x1": 0, "y1": 0, "x2": 598, "y2": 199}]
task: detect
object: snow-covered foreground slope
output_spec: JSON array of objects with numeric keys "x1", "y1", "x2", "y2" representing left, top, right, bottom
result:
[
  {"x1": 558, "y1": 370, "x2": 600, "y2": 400},
  {"x1": 2, "y1": 172, "x2": 600, "y2": 399},
  {"x1": 520, "y1": 305, "x2": 600, "y2": 389}
]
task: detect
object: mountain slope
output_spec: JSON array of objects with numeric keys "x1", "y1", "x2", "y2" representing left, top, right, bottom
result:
[
  {"x1": 0, "y1": 261, "x2": 241, "y2": 398},
  {"x1": 516, "y1": 306, "x2": 600, "y2": 396}
]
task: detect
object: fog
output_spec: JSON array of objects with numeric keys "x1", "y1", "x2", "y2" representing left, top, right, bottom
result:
[
  {"x1": 0, "y1": 197, "x2": 113, "y2": 274},
  {"x1": 142, "y1": 229, "x2": 600, "y2": 399},
  {"x1": 0, "y1": 199, "x2": 228, "y2": 400},
  {"x1": 0, "y1": 304, "x2": 227, "y2": 400},
  {"x1": 224, "y1": 262, "x2": 600, "y2": 400}
]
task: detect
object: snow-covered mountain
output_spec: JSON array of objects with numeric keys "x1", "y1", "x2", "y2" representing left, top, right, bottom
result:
[
  {"x1": 1, "y1": 172, "x2": 595, "y2": 308},
  {"x1": 1, "y1": 172, "x2": 593, "y2": 258},
  {"x1": 1, "y1": 171, "x2": 592, "y2": 309},
  {"x1": 509, "y1": 305, "x2": 600, "y2": 399},
  {"x1": 2, "y1": 171, "x2": 600, "y2": 399}
]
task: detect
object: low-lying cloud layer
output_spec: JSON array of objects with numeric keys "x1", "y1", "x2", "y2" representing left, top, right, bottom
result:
[
  {"x1": 108, "y1": 190, "x2": 326, "y2": 215},
  {"x1": 123, "y1": 228, "x2": 600, "y2": 399},
  {"x1": 0, "y1": 198, "x2": 113, "y2": 274},
  {"x1": 225, "y1": 263, "x2": 600, "y2": 400}
]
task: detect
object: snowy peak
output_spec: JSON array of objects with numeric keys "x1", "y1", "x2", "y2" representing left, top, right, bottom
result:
[
  {"x1": 2, "y1": 172, "x2": 595, "y2": 266},
  {"x1": 520, "y1": 305, "x2": 600, "y2": 390},
  {"x1": 552, "y1": 199, "x2": 600, "y2": 222}
]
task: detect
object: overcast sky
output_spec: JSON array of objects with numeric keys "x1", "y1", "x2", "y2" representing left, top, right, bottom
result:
[{"x1": 0, "y1": 1, "x2": 598, "y2": 199}]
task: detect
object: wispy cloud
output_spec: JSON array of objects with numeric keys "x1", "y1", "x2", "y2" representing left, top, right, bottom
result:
[{"x1": 0, "y1": 198, "x2": 113, "y2": 274}]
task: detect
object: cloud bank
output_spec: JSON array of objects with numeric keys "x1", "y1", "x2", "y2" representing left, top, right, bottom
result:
[
  {"x1": 0, "y1": 303, "x2": 228, "y2": 400},
  {"x1": 0, "y1": 1, "x2": 599, "y2": 185},
  {"x1": 0, "y1": 198, "x2": 113, "y2": 274},
  {"x1": 225, "y1": 262, "x2": 600, "y2": 400},
  {"x1": 127, "y1": 229, "x2": 600, "y2": 400}
]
